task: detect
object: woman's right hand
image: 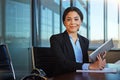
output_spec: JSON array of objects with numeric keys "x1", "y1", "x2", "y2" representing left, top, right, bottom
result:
[{"x1": 89, "y1": 54, "x2": 106, "y2": 70}]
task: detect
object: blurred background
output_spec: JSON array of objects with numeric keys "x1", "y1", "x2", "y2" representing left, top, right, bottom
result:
[{"x1": 0, "y1": 0, "x2": 120, "y2": 79}]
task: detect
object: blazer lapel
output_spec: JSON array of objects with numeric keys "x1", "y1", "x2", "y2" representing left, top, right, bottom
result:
[
  {"x1": 78, "y1": 35, "x2": 87, "y2": 62},
  {"x1": 63, "y1": 31, "x2": 76, "y2": 60}
]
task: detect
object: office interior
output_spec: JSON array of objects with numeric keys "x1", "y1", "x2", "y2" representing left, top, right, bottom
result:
[{"x1": 0, "y1": 0, "x2": 120, "y2": 79}]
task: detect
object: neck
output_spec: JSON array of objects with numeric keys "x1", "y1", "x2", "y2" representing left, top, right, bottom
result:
[
  {"x1": 68, "y1": 32, "x2": 78, "y2": 43},
  {"x1": 67, "y1": 30, "x2": 77, "y2": 36},
  {"x1": 69, "y1": 33, "x2": 77, "y2": 38}
]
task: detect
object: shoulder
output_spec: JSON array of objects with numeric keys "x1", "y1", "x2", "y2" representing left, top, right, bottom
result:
[
  {"x1": 50, "y1": 32, "x2": 66, "y2": 43},
  {"x1": 78, "y1": 34, "x2": 89, "y2": 43},
  {"x1": 50, "y1": 31, "x2": 68, "y2": 41},
  {"x1": 50, "y1": 33, "x2": 63, "y2": 40}
]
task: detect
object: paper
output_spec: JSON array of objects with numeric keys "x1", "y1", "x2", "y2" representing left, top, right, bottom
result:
[
  {"x1": 89, "y1": 39, "x2": 114, "y2": 62},
  {"x1": 76, "y1": 68, "x2": 117, "y2": 73}
]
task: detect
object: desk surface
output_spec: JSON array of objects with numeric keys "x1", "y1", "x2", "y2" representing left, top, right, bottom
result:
[
  {"x1": 48, "y1": 64, "x2": 120, "y2": 80},
  {"x1": 48, "y1": 72, "x2": 120, "y2": 80},
  {"x1": 0, "y1": 64, "x2": 120, "y2": 80}
]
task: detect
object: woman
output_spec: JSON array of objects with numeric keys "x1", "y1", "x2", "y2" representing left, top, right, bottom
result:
[{"x1": 50, "y1": 7, "x2": 106, "y2": 75}]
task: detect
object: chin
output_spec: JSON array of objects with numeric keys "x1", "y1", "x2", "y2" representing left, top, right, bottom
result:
[
  {"x1": 67, "y1": 29, "x2": 78, "y2": 33},
  {"x1": 70, "y1": 30, "x2": 77, "y2": 33}
]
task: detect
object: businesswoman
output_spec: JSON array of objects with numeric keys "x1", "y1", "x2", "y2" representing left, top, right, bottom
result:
[{"x1": 50, "y1": 7, "x2": 106, "y2": 75}]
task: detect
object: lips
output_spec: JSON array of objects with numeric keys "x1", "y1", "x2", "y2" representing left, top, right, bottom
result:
[{"x1": 70, "y1": 26, "x2": 77, "y2": 29}]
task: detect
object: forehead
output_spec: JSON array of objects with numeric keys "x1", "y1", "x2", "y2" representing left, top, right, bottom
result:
[{"x1": 66, "y1": 11, "x2": 80, "y2": 18}]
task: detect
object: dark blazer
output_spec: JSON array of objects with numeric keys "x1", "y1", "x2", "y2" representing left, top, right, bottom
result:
[{"x1": 50, "y1": 31, "x2": 89, "y2": 75}]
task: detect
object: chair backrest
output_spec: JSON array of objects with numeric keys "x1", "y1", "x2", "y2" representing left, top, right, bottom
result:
[
  {"x1": 0, "y1": 44, "x2": 16, "y2": 80},
  {"x1": 32, "y1": 47, "x2": 56, "y2": 77}
]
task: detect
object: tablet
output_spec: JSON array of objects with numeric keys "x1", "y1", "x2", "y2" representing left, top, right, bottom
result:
[{"x1": 89, "y1": 39, "x2": 114, "y2": 62}]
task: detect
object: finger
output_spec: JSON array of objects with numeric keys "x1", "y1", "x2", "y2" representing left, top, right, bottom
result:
[
  {"x1": 101, "y1": 59, "x2": 106, "y2": 68},
  {"x1": 100, "y1": 51, "x2": 106, "y2": 59},
  {"x1": 97, "y1": 54, "x2": 103, "y2": 62},
  {"x1": 102, "y1": 59, "x2": 106, "y2": 66},
  {"x1": 97, "y1": 56, "x2": 103, "y2": 67},
  {"x1": 103, "y1": 51, "x2": 107, "y2": 58}
]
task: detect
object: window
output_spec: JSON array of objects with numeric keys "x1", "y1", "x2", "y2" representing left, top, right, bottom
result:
[
  {"x1": 107, "y1": 0, "x2": 120, "y2": 49},
  {"x1": 0, "y1": 0, "x2": 2, "y2": 43},
  {"x1": 0, "y1": 0, "x2": 31, "y2": 78},
  {"x1": 89, "y1": 0, "x2": 104, "y2": 49},
  {"x1": 89, "y1": 0, "x2": 120, "y2": 50},
  {"x1": 39, "y1": 0, "x2": 60, "y2": 47}
]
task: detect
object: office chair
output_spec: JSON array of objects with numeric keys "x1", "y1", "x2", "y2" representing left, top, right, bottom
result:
[
  {"x1": 21, "y1": 47, "x2": 56, "y2": 80},
  {"x1": 0, "y1": 44, "x2": 16, "y2": 80},
  {"x1": 31, "y1": 47, "x2": 56, "y2": 77}
]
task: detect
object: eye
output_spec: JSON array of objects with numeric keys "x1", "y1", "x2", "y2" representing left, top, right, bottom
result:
[
  {"x1": 74, "y1": 18, "x2": 79, "y2": 21},
  {"x1": 66, "y1": 18, "x2": 71, "y2": 21}
]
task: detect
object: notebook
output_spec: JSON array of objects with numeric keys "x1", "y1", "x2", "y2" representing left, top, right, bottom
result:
[
  {"x1": 89, "y1": 39, "x2": 114, "y2": 62},
  {"x1": 76, "y1": 64, "x2": 118, "y2": 73},
  {"x1": 76, "y1": 68, "x2": 117, "y2": 73}
]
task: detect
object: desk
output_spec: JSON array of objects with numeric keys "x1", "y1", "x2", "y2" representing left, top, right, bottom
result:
[
  {"x1": 0, "y1": 64, "x2": 119, "y2": 80},
  {"x1": 48, "y1": 72, "x2": 120, "y2": 80},
  {"x1": 48, "y1": 64, "x2": 120, "y2": 80}
]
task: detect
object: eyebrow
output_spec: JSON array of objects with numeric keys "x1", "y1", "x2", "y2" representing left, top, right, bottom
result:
[{"x1": 66, "y1": 16, "x2": 79, "y2": 19}]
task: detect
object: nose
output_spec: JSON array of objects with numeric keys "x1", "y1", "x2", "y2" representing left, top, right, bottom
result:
[{"x1": 71, "y1": 19, "x2": 75, "y2": 24}]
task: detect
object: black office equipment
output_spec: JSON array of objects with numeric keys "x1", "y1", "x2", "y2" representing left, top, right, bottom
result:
[
  {"x1": 31, "y1": 47, "x2": 56, "y2": 77},
  {"x1": 21, "y1": 47, "x2": 56, "y2": 80},
  {"x1": 0, "y1": 44, "x2": 16, "y2": 80}
]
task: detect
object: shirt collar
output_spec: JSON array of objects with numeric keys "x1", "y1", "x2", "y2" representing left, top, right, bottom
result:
[{"x1": 69, "y1": 34, "x2": 79, "y2": 41}]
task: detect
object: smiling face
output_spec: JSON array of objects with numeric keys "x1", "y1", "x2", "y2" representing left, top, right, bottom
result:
[{"x1": 64, "y1": 11, "x2": 82, "y2": 34}]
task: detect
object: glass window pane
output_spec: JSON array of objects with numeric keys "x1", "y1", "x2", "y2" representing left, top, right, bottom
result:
[
  {"x1": 40, "y1": 0, "x2": 60, "y2": 47},
  {"x1": 119, "y1": 1, "x2": 120, "y2": 49},
  {"x1": 0, "y1": 0, "x2": 2, "y2": 43},
  {"x1": 54, "y1": 13, "x2": 60, "y2": 33},
  {"x1": 107, "y1": 0, "x2": 120, "y2": 49},
  {"x1": 89, "y1": 0, "x2": 104, "y2": 49},
  {"x1": 3, "y1": 0, "x2": 31, "y2": 78},
  {"x1": 0, "y1": 0, "x2": 5, "y2": 43},
  {"x1": 62, "y1": 0, "x2": 70, "y2": 8}
]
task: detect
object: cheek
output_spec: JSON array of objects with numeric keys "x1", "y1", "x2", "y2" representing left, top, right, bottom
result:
[
  {"x1": 64, "y1": 22, "x2": 70, "y2": 27},
  {"x1": 78, "y1": 22, "x2": 82, "y2": 26},
  {"x1": 77, "y1": 23, "x2": 81, "y2": 27}
]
